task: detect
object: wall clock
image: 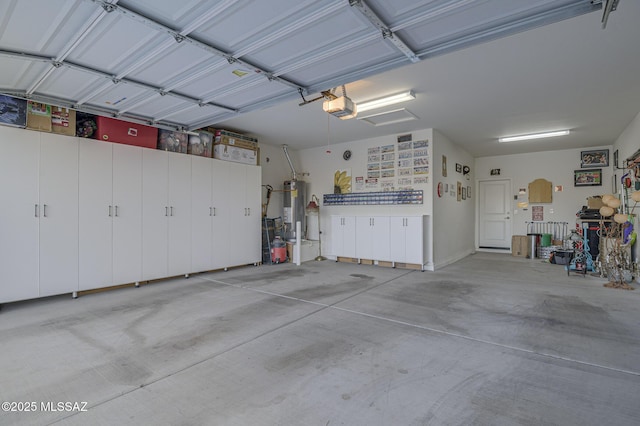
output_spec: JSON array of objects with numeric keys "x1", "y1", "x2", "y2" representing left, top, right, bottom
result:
[{"x1": 343, "y1": 150, "x2": 352, "y2": 161}]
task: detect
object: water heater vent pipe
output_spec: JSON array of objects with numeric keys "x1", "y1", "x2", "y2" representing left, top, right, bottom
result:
[{"x1": 282, "y1": 144, "x2": 297, "y2": 181}]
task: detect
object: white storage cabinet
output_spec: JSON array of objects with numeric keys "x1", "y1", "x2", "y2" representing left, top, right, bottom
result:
[
  {"x1": 355, "y1": 216, "x2": 391, "y2": 261},
  {"x1": 79, "y1": 141, "x2": 144, "y2": 291},
  {"x1": 0, "y1": 128, "x2": 78, "y2": 303}
]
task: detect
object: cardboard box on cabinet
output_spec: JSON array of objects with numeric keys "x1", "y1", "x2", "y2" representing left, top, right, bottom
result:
[
  {"x1": 96, "y1": 116, "x2": 158, "y2": 148},
  {"x1": 26, "y1": 101, "x2": 52, "y2": 132},
  {"x1": 0, "y1": 95, "x2": 27, "y2": 128},
  {"x1": 157, "y1": 129, "x2": 188, "y2": 153},
  {"x1": 51, "y1": 106, "x2": 76, "y2": 136},
  {"x1": 213, "y1": 143, "x2": 258, "y2": 165},
  {"x1": 187, "y1": 130, "x2": 213, "y2": 157},
  {"x1": 213, "y1": 129, "x2": 258, "y2": 151}
]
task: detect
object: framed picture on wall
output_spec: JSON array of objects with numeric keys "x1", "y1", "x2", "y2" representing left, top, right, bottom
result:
[
  {"x1": 574, "y1": 169, "x2": 602, "y2": 186},
  {"x1": 580, "y1": 149, "x2": 609, "y2": 168}
]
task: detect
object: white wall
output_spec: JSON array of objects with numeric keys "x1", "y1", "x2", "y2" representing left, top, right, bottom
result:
[
  {"x1": 432, "y1": 130, "x2": 475, "y2": 268},
  {"x1": 614, "y1": 111, "x2": 640, "y2": 166},
  {"x1": 258, "y1": 143, "x2": 297, "y2": 219},
  {"x1": 475, "y1": 146, "x2": 614, "y2": 238},
  {"x1": 297, "y1": 129, "x2": 434, "y2": 269}
]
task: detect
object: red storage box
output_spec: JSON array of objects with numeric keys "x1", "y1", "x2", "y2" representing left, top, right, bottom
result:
[{"x1": 96, "y1": 116, "x2": 158, "y2": 148}]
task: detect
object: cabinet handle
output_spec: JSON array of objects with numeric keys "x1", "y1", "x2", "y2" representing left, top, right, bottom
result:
[
  {"x1": 213, "y1": 207, "x2": 216, "y2": 216},
  {"x1": 43, "y1": 204, "x2": 47, "y2": 217},
  {"x1": 165, "y1": 207, "x2": 168, "y2": 216},
  {"x1": 115, "y1": 205, "x2": 119, "y2": 217},
  {"x1": 109, "y1": 205, "x2": 112, "y2": 217},
  {"x1": 35, "y1": 204, "x2": 39, "y2": 217},
  {"x1": 247, "y1": 207, "x2": 250, "y2": 216},
  {"x1": 209, "y1": 207, "x2": 212, "y2": 216},
  {"x1": 170, "y1": 206, "x2": 174, "y2": 216}
]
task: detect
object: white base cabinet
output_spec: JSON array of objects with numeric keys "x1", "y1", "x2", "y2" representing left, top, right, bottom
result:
[
  {"x1": 356, "y1": 216, "x2": 391, "y2": 261},
  {"x1": 390, "y1": 216, "x2": 426, "y2": 266},
  {"x1": 330, "y1": 216, "x2": 356, "y2": 258},
  {"x1": 331, "y1": 215, "x2": 427, "y2": 269}
]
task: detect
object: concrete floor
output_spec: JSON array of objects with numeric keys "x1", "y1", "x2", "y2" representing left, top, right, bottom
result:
[{"x1": 1, "y1": 252, "x2": 640, "y2": 426}]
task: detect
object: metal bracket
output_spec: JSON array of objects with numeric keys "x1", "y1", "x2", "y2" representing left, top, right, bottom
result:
[{"x1": 101, "y1": 3, "x2": 116, "y2": 13}]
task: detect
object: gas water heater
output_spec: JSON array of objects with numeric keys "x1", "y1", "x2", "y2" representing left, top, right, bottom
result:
[
  {"x1": 283, "y1": 179, "x2": 306, "y2": 241},
  {"x1": 282, "y1": 145, "x2": 306, "y2": 241}
]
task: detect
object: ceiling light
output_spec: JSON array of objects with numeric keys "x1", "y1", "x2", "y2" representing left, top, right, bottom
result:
[
  {"x1": 357, "y1": 91, "x2": 415, "y2": 113},
  {"x1": 498, "y1": 130, "x2": 570, "y2": 143}
]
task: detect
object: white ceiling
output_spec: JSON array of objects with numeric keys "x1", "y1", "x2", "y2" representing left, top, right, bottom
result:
[{"x1": 1, "y1": 0, "x2": 638, "y2": 157}]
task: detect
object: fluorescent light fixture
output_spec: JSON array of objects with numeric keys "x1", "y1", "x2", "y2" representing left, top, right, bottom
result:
[
  {"x1": 357, "y1": 91, "x2": 415, "y2": 113},
  {"x1": 498, "y1": 130, "x2": 570, "y2": 143}
]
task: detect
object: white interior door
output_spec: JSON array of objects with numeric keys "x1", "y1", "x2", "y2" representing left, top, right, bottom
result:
[{"x1": 478, "y1": 179, "x2": 512, "y2": 249}]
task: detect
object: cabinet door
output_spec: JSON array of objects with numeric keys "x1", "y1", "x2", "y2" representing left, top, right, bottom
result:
[
  {"x1": 112, "y1": 144, "x2": 142, "y2": 285},
  {"x1": 330, "y1": 216, "x2": 344, "y2": 256},
  {"x1": 79, "y1": 140, "x2": 113, "y2": 291},
  {"x1": 0, "y1": 127, "x2": 39, "y2": 303},
  {"x1": 356, "y1": 217, "x2": 374, "y2": 259},
  {"x1": 330, "y1": 216, "x2": 356, "y2": 258},
  {"x1": 212, "y1": 160, "x2": 244, "y2": 268},
  {"x1": 404, "y1": 216, "x2": 424, "y2": 265},
  {"x1": 142, "y1": 149, "x2": 168, "y2": 280},
  {"x1": 372, "y1": 217, "x2": 391, "y2": 261},
  {"x1": 191, "y1": 156, "x2": 213, "y2": 273},
  {"x1": 389, "y1": 217, "x2": 407, "y2": 261},
  {"x1": 38, "y1": 133, "x2": 79, "y2": 297},
  {"x1": 342, "y1": 216, "x2": 357, "y2": 258},
  {"x1": 167, "y1": 153, "x2": 192, "y2": 276},
  {"x1": 241, "y1": 164, "x2": 261, "y2": 265}
]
